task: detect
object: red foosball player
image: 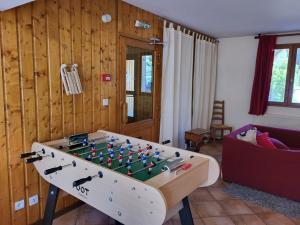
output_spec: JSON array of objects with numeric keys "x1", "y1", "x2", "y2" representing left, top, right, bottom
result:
[
  {"x1": 137, "y1": 147, "x2": 143, "y2": 159},
  {"x1": 118, "y1": 155, "x2": 123, "y2": 166},
  {"x1": 73, "y1": 153, "x2": 79, "y2": 157},
  {"x1": 128, "y1": 150, "x2": 134, "y2": 161},
  {"x1": 148, "y1": 161, "x2": 156, "y2": 174},
  {"x1": 91, "y1": 149, "x2": 96, "y2": 157},
  {"x1": 127, "y1": 169, "x2": 133, "y2": 176},
  {"x1": 107, "y1": 157, "x2": 112, "y2": 169}
]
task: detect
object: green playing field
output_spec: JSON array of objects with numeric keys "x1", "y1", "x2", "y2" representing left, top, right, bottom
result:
[{"x1": 66, "y1": 142, "x2": 166, "y2": 181}]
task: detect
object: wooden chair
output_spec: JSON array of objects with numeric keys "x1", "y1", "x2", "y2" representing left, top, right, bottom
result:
[{"x1": 211, "y1": 100, "x2": 232, "y2": 142}]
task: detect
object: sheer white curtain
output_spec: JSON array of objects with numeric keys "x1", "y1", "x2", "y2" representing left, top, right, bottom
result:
[
  {"x1": 160, "y1": 21, "x2": 194, "y2": 148},
  {"x1": 192, "y1": 36, "x2": 218, "y2": 129}
]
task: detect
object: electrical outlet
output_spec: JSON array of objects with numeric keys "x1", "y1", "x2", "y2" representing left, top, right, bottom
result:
[
  {"x1": 29, "y1": 195, "x2": 39, "y2": 206},
  {"x1": 103, "y1": 98, "x2": 109, "y2": 107},
  {"x1": 15, "y1": 200, "x2": 25, "y2": 211}
]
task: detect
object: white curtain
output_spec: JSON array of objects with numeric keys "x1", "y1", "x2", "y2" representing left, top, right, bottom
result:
[
  {"x1": 192, "y1": 37, "x2": 218, "y2": 129},
  {"x1": 160, "y1": 21, "x2": 194, "y2": 148}
]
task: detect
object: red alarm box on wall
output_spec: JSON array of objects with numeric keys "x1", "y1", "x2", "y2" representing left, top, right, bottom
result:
[{"x1": 102, "y1": 74, "x2": 112, "y2": 81}]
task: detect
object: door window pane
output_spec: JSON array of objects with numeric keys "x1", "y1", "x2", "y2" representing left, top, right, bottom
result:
[
  {"x1": 269, "y1": 48, "x2": 289, "y2": 102},
  {"x1": 141, "y1": 55, "x2": 153, "y2": 93},
  {"x1": 126, "y1": 46, "x2": 153, "y2": 123},
  {"x1": 292, "y1": 48, "x2": 300, "y2": 103}
]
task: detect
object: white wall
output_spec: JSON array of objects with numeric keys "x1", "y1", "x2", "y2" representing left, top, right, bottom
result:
[{"x1": 216, "y1": 35, "x2": 300, "y2": 130}]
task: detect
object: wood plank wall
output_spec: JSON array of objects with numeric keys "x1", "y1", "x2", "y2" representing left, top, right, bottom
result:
[{"x1": 0, "y1": 0, "x2": 162, "y2": 224}]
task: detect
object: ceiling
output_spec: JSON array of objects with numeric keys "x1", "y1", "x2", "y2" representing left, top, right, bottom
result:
[
  {"x1": 124, "y1": 0, "x2": 300, "y2": 38},
  {"x1": 0, "y1": 0, "x2": 34, "y2": 11}
]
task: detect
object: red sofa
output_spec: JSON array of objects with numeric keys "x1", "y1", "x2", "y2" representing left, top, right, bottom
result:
[{"x1": 222, "y1": 124, "x2": 300, "y2": 202}]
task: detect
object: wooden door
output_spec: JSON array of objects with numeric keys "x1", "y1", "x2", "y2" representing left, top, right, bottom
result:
[{"x1": 119, "y1": 37, "x2": 160, "y2": 141}]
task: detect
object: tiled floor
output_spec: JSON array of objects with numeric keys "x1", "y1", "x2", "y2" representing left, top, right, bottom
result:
[{"x1": 53, "y1": 143, "x2": 300, "y2": 225}]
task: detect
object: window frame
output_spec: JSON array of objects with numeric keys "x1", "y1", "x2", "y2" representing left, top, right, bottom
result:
[{"x1": 268, "y1": 43, "x2": 300, "y2": 108}]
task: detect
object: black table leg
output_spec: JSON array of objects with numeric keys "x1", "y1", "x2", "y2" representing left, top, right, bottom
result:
[
  {"x1": 185, "y1": 139, "x2": 191, "y2": 150},
  {"x1": 114, "y1": 220, "x2": 124, "y2": 225},
  {"x1": 43, "y1": 184, "x2": 60, "y2": 225},
  {"x1": 179, "y1": 196, "x2": 194, "y2": 225}
]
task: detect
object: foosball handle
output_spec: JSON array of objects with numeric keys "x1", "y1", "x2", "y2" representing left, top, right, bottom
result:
[
  {"x1": 44, "y1": 166, "x2": 63, "y2": 175},
  {"x1": 73, "y1": 176, "x2": 92, "y2": 187},
  {"x1": 26, "y1": 155, "x2": 43, "y2": 163},
  {"x1": 20, "y1": 152, "x2": 36, "y2": 159}
]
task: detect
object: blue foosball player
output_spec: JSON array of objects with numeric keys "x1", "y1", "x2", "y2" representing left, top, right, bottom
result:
[
  {"x1": 99, "y1": 151, "x2": 104, "y2": 163},
  {"x1": 142, "y1": 155, "x2": 148, "y2": 167}
]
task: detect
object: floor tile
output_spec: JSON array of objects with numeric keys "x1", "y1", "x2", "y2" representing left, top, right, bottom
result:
[
  {"x1": 190, "y1": 188, "x2": 214, "y2": 202},
  {"x1": 258, "y1": 212, "x2": 296, "y2": 225},
  {"x1": 202, "y1": 216, "x2": 235, "y2": 225},
  {"x1": 245, "y1": 201, "x2": 272, "y2": 214},
  {"x1": 194, "y1": 218, "x2": 205, "y2": 225},
  {"x1": 195, "y1": 201, "x2": 226, "y2": 217},
  {"x1": 207, "y1": 187, "x2": 234, "y2": 200},
  {"x1": 230, "y1": 214, "x2": 265, "y2": 225},
  {"x1": 219, "y1": 199, "x2": 253, "y2": 215}
]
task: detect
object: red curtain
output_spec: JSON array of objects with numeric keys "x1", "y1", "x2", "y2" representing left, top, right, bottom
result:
[{"x1": 249, "y1": 35, "x2": 277, "y2": 115}]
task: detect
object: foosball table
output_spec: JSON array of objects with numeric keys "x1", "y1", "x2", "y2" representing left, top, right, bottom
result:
[{"x1": 21, "y1": 130, "x2": 219, "y2": 225}]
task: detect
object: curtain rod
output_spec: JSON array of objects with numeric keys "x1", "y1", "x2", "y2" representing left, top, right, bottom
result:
[
  {"x1": 254, "y1": 32, "x2": 300, "y2": 39},
  {"x1": 160, "y1": 18, "x2": 219, "y2": 43}
]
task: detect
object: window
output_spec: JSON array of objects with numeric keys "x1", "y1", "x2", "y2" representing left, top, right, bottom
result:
[
  {"x1": 269, "y1": 44, "x2": 300, "y2": 106},
  {"x1": 141, "y1": 55, "x2": 153, "y2": 93}
]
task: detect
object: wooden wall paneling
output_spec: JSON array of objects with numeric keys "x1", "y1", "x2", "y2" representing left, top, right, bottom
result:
[
  {"x1": 81, "y1": 0, "x2": 93, "y2": 133},
  {"x1": 58, "y1": 0, "x2": 78, "y2": 207},
  {"x1": 0, "y1": 11, "x2": 11, "y2": 225},
  {"x1": 32, "y1": 0, "x2": 50, "y2": 217},
  {"x1": 71, "y1": 0, "x2": 84, "y2": 134},
  {"x1": 46, "y1": 0, "x2": 65, "y2": 212},
  {"x1": 107, "y1": 0, "x2": 117, "y2": 132},
  {"x1": 91, "y1": 0, "x2": 101, "y2": 131},
  {"x1": 59, "y1": 0, "x2": 74, "y2": 137},
  {"x1": 1, "y1": 9, "x2": 27, "y2": 225},
  {"x1": 17, "y1": 4, "x2": 40, "y2": 224},
  {"x1": 99, "y1": 0, "x2": 110, "y2": 130}
]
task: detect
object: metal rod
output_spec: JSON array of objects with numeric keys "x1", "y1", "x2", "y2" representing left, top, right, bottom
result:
[{"x1": 254, "y1": 32, "x2": 300, "y2": 39}]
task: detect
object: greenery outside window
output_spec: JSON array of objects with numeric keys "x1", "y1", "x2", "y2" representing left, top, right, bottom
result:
[{"x1": 269, "y1": 44, "x2": 300, "y2": 107}]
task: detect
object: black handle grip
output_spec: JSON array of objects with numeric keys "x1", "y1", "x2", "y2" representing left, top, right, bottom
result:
[
  {"x1": 44, "y1": 166, "x2": 63, "y2": 175},
  {"x1": 20, "y1": 152, "x2": 36, "y2": 159},
  {"x1": 73, "y1": 176, "x2": 92, "y2": 187},
  {"x1": 161, "y1": 140, "x2": 171, "y2": 145},
  {"x1": 25, "y1": 156, "x2": 43, "y2": 163}
]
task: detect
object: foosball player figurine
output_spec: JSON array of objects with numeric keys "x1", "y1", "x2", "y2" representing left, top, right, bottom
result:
[
  {"x1": 137, "y1": 147, "x2": 143, "y2": 159},
  {"x1": 90, "y1": 141, "x2": 96, "y2": 149},
  {"x1": 127, "y1": 169, "x2": 133, "y2": 176},
  {"x1": 85, "y1": 154, "x2": 92, "y2": 161},
  {"x1": 154, "y1": 148, "x2": 160, "y2": 161},
  {"x1": 126, "y1": 139, "x2": 133, "y2": 149},
  {"x1": 99, "y1": 151, "x2": 104, "y2": 163},
  {"x1": 118, "y1": 155, "x2": 123, "y2": 166},
  {"x1": 73, "y1": 153, "x2": 79, "y2": 157},
  {"x1": 91, "y1": 148, "x2": 96, "y2": 157},
  {"x1": 82, "y1": 138, "x2": 88, "y2": 146},
  {"x1": 107, "y1": 143, "x2": 113, "y2": 149},
  {"x1": 142, "y1": 154, "x2": 148, "y2": 167},
  {"x1": 127, "y1": 160, "x2": 132, "y2": 170},
  {"x1": 109, "y1": 149, "x2": 115, "y2": 159},
  {"x1": 119, "y1": 145, "x2": 125, "y2": 155},
  {"x1": 148, "y1": 161, "x2": 157, "y2": 174},
  {"x1": 128, "y1": 150, "x2": 133, "y2": 161},
  {"x1": 107, "y1": 157, "x2": 112, "y2": 169}
]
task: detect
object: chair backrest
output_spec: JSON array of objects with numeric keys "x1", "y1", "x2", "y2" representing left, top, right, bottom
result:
[{"x1": 212, "y1": 100, "x2": 225, "y2": 125}]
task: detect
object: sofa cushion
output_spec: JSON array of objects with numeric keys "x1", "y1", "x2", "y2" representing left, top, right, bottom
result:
[
  {"x1": 237, "y1": 128, "x2": 257, "y2": 144},
  {"x1": 270, "y1": 138, "x2": 289, "y2": 150},
  {"x1": 257, "y1": 132, "x2": 277, "y2": 149}
]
